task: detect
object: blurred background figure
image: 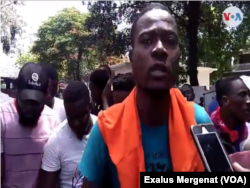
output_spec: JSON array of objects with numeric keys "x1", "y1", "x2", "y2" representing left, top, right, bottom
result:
[
  {"x1": 198, "y1": 97, "x2": 204, "y2": 107},
  {"x1": 89, "y1": 69, "x2": 109, "y2": 115},
  {"x1": 180, "y1": 84, "x2": 195, "y2": 102},
  {"x1": 99, "y1": 64, "x2": 112, "y2": 76},
  {"x1": 112, "y1": 73, "x2": 135, "y2": 104},
  {"x1": 39, "y1": 63, "x2": 66, "y2": 123},
  {"x1": 57, "y1": 80, "x2": 69, "y2": 98}
]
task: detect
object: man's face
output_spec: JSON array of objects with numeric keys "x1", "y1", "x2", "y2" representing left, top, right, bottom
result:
[
  {"x1": 130, "y1": 9, "x2": 180, "y2": 93},
  {"x1": 181, "y1": 86, "x2": 195, "y2": 101},
  {"x1": 223, "y1": 79, "x2": 250, "y2": 121},
  {"x1": 64, "y1": 99, "x2": 91, "y2": 140},
  {"x1": 17, "y1": 98, "x2": 44, "y2": 127},
  {"x1": 113, "y1": 91, "x2": 131, "y2": 104},
  {"x1": 46, "y1": 79, "x2": 58, "y2": 107}
]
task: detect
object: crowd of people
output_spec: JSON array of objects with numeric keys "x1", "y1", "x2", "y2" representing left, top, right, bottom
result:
[{"x1": 1, "y1": 2, "x2": 250, "y2": 188}]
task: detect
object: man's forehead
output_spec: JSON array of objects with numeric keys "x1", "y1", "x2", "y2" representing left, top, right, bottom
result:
[
  {"x1": 229, "y1": 79, "x2": 248, "y2": 92},
  {"x1": 136, "y1": 9, "x2": 177, "y2": 34}
]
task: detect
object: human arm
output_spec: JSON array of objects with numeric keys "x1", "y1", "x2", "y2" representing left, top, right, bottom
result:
[
  {"x1": 193, "y1": 103, "x2": 212, "y2": 171},
  {"x1": 37, "y1": 134, "x2": 60, "y2": 188},
  {"x1": 102, "y1": 79, "x2": 112, "y2": 110},
  {"x1": 194, "y1": 103, "x2": 212, "y2": 124},
  {"x1": 80, "y1": 122, "x2": 109, "y2": 188}
]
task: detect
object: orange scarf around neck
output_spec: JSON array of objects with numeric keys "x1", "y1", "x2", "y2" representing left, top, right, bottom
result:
[{"x1": 98, "y1": 88, "x2": 204, "y2": 188}]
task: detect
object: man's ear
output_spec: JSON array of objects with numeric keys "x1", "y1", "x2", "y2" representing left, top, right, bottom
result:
[
  {"x1": 192, "y1": 93, "x2": 196, "y2": 101},
  {"x1": 222, "y1": 96, "x2": 229, "y2": 106}
]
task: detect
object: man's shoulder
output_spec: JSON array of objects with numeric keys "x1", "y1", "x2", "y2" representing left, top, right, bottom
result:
[
  {"x1": 193, "y1": 102, "x2": 212, "y2": 124},
  {"x1": 98, "y1": 103, "x2": 124, "y2": 123},
  {"x1": 54, "y1": 97, "x2": 64, "y2": 106},
  {"x1": 90, "y1": 114, "x2": 98, "y2": 124},
  {"x1": 41, "y1": 105, "x2": 60, "y2": 120},
  {"x1": 45, "y1": 122, "x2": 69, "y2": 149},
  {"x1": 0, "y1": 99, "x2": 16, "y2": 114}
]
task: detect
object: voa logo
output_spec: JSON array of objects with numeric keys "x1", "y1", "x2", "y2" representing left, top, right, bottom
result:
[
  {"x1": 223, "y1": 6, "x2": 243, "y2": 27},
  {"x1": 222, "y1": 176, "x2": 244, "y2": 184}
]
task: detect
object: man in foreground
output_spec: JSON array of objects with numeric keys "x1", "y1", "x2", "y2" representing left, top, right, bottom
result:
[
  {"x1": 79, "y1": 3, "x2": 213, "y2": 188},
  {"x1": 39, "y1": 63, "x2": 66, "y2": 123},
  {"x1": 37, "y1": 81, "x2": 97, "y2": 188},
  {"x1": 1, "y1": 63, "x2": 59, "y2": 188}
]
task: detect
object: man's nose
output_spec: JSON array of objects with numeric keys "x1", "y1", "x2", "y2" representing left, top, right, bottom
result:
[
  {"x1": 153, "y1": 40, "x2": 167, "y2": 53},
  {"x1": 152, "y1": 40, "x2": 168, "y2": 60}
]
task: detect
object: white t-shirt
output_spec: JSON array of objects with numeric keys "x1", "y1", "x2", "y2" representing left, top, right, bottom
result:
[
  {"x1": 41, "y1": 114, "x2": 97, "y2": 188},
  {"x1": 52, "y1": 97, "x2": 66, "y2": 123}
]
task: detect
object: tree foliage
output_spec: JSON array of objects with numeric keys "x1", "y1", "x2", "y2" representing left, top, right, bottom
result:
[
  {"x1": 84, "y1": 1, "x2": 130, "y2": 63},
  {"x1": 85, "y1": 1, "x2": 250, "y2": 86},
  {"x1": 31, "y1": 8, "x2": 97, "y2": 80},
  {"x1": 15, "y1": 51, "x2": 39, "y2": 66}
]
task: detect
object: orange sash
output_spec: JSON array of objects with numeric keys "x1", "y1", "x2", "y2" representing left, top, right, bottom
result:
[{"x1": 98, "y1": 88, "x2": 204, "y2": 188}]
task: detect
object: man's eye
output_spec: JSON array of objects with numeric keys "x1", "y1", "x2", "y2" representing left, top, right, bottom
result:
[
  {"x1": 165, "y1": 38, "x2": 177, "y2": 46},
  {"x1": 239, "y1": 92, "x2": 247, "y2": 97},
  {"x1": 142, "y1": 39, "x2": 151, "y2": 44}
]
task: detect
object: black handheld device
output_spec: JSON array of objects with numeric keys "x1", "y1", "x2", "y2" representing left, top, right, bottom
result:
[{"x1": 190, "y1": 124, "x2": 234, "y2": 172}]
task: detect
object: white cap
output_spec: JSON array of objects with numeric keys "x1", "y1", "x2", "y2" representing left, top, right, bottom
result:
[{"x1": 240, "y1": 75, "x2": 250, "y2": 90}]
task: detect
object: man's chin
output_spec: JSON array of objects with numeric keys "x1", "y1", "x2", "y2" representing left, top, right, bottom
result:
[{"x1": 19, "y1": 117, "x2": 40, "y2": 127}]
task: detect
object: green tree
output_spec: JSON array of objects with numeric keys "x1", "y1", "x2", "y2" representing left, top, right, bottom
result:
[
  {"x1": 15, "y1": 51, "x2": 39, "y2": 67},
  {"x1": 84, "y1": 1, "x2": 130, "y2": 63},
  {"x1": 31, "y1": 8, "x2": 94, "y2": 80},
  {"x1": 85, "y1": 1, "x2": 250, "y2": 86}
]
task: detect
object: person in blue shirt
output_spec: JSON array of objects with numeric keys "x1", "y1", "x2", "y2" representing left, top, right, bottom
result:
[
  {"x1": 78, "y1": 3, "x2": 212, "y2": 188},
  {"x1": 79, "y1": 3, "x2": 249, "y2": 188}
]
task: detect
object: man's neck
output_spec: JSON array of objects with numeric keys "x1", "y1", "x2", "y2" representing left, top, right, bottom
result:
[
  {"x1": 47, "y1": 98, "x2": 55, "y2": 108},
  {"x1": 136, "y1": 88, "x2": 170, "y2": 126},
  {"x1": 220, "y1": 108, "x2": 243, "y2": 130}
]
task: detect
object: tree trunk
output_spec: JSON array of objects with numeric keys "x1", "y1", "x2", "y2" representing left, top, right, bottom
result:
[
  {"x1": 186, "y1": 1, "x2": 201, "y2": 86},
  {"x1": 76, "y1": 47, "x2": 83, "y2": 81}
]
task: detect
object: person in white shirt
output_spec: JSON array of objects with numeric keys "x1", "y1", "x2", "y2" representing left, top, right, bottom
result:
[
  {"x1": 39, "y1": 63, "x2": 66, "y2": 123},
  {"x1": 37, "y1": 81, "x2": 97, "y2": 188}
]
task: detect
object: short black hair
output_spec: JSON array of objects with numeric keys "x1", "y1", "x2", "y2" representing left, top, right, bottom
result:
[
  {"x1": 181, "y1": 84, "x2": 194, "y2": 93},
  {"x1": 89, "y1": 69, "x2": 109, "y2": 91},
  {"x1": 39, "y1": 63, "x2": 58, "y2": 81},
  {"x1": 131, "y1": 3, "x2": 176, "y2": 47},
  {"x1": 99, "y1": 64, "x2": 112, "y2": 76},
  {"x1": 215, "y1": 76, "x2": 240, "y2": 106},
  {"x1": 63, "y1": 81, "x2": 90, "y2": 103},
  {"x1": 113, "y1": 73, "x2": 135, "y2": 92}
]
